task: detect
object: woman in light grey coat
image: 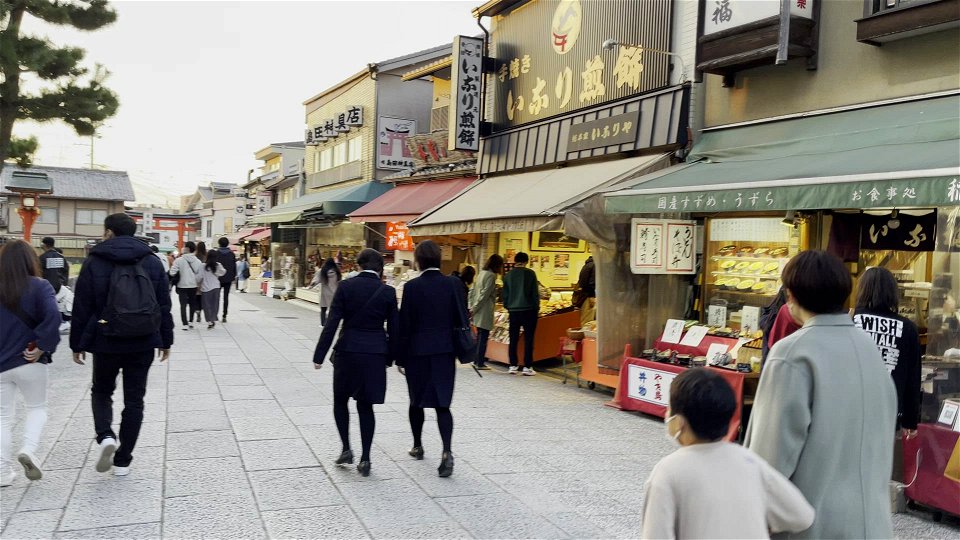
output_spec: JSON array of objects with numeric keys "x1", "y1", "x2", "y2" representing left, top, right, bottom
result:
[
  {"x1": 317, "y1": 258, "x2": 341, "y2": 326},
  {"x1": 468, "y1": 254, "x2": 503, "y2": 370},
  {"x1": 746, "y1": 251, "x2": 897, "y2": 540}
]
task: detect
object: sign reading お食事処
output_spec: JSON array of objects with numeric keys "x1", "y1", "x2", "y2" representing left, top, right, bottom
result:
[
  {"x1": 630, "y1": 218, "x2": 696, "y2": 275},
  {"x1": 305, "y1": 106, "x2": 363, "y2": 146},
  {"x1": 449, "y1": 35, "x2": 483, "y2": 152},
  {"x1": 378, "y1": 116, "x2": 417, "y2": 170}
]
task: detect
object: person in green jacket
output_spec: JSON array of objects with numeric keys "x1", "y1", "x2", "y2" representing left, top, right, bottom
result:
[{"x1": 502, "y1": 252, "x2": 540, "y2": 376}]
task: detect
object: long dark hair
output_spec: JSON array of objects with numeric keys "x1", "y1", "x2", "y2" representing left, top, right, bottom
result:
[
  {"x1": 205, "y1": 249, "x2": 220, "y2": 272},
  {"x1": 856, "y1": 266, "x2": 899, "y2": 313},
  {"x1": 460, "y1": 265, "x2": 476, "y2": 286},
  {"x1": 483, "y1": 254, "x2": 505, "y2": 274},
  {"x1": 320, "y1": 257, "x2": 341, "y2": 284},
  {"x1": 196, "y1": 241, "x2": 207, "y2": 260},
  {"x1": 0, "y1": 240, "x2": 42, "y2": 310}
]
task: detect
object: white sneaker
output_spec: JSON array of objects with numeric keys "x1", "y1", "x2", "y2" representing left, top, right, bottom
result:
[
  {"x1": 113, "y1": 466, "x2": 130, "y2": 477},
  {"x1": 96, "y1": 438, "x2": 118, "y2": 473},
  {"x1": 522, "y1": 367, "x2": 536, "y2": 376},
  {"x1": 182, "y1": 325, "x2": 189, "y2": 331},
  {"x1": 1, "y1": 471, "x2": 14, "y2": 487},
  {"x1": 508, "y1": 366, "x2": 519, "y2": 374},
  {"x1": 59, "y1": 322, "x2": 71, "y2": 334},
  {"x1": 17, "y1": 451, "x2": 42, "y2": 481}
]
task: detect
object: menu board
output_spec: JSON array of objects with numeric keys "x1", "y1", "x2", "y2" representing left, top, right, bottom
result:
[{"x1": 631, "y1": 218, "x2": 698, "y2": 275}]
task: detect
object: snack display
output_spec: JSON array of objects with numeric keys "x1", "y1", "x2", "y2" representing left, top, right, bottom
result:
[
  {"x1": 769, "y1": 247, "x2": 788, "y2": 257},
  {"x1": 753, "y1": 247, "x2": 770, "y2": 256},
  {"x1": 737, "y1": 246, "x2": 754, "y2": 255},
  {"x1": 748, "y1": 261, "x2": 764, "y2": 273},
  {"x1": 737, "y1": 279, "x2": 756, "y2": 290},
  {"x1": 734, "y1": 261, "x2": 751, "y2": 271},
  {"x1": 719, "y1": 260, "x2": 737, "y2": 269},
  {"x1": 718, "y1": 245, "x2": 738, "y2": 255},
  {"x1": 762, "y1": 262, "x2": 780, "y2": 274}
]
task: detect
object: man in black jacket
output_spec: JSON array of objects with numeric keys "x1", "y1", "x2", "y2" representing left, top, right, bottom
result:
[
  {"x1": 70, "y1": 213, "x2": 173, "y2": 477},
  {"x1": 39, "y1": 237, "x2": 68, "y2": 293},
  {"x1": 216, "y1": 237, "x2": 237, "y2": 322}
]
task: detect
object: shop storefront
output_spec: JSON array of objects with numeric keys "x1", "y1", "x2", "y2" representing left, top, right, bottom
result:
[{"x1": 590, "y1": 93, "x2": 959, "y2": 437}]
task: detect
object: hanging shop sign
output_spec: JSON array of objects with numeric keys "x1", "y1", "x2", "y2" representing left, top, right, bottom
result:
[
  {"x1": 378, "y1": 116, "x2": 417, "y2": 170},
  {"x1": 406, "y1": 132, "x2": 474, "y2": 168},
  {"x1": 567, "y1": 109, "x2": 640, "y2": 152},
  {"x1": 449, "y1": 35, "x2": 483, "y2": 152},
  {"x1": 703, "y1": 0, "x2": 812, "y2": 36},
  {"x1": 385, "y1": 221, "x2": 414, "y2": 251},
  {"x1": 630, "y1": 218, "x2": 697, "y2": 275},
  {"x1": 490, "y1": 0, "x2": 670, "y2": 128},
  {"x1": 256, "y1": 193, "x2": 273, "y2": 214},
  {"x1": 608, "y1": 175, "x2": 959, "y2": 214},
  {"x1": 860, "y1": 211, "x2": 937, "y2": 252},
  {"x1": 305, "y1": 106, "x2": 363, "y2": 146}
]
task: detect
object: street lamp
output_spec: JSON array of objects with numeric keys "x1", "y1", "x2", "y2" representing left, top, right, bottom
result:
[
  {"x1": 601, "y1": 39, "x2": 688, "y2": 83},
  {"x1": 7, "y1": 171, "x2": 54, "y2": 243}
]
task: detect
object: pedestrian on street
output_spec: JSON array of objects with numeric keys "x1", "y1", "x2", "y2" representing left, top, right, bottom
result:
[
  {"x1": 70, "y1": 213, "x2": 173, "y2": 477},
  {"x1": 215, "y1": 238, "x2": 237, "y2": 322},
  {"x1": 502, "y1": 252, "x2": 540, "y2": 376},
  {"x1": 456, "y1": 265, "x2": 475, "y2": 307},
  {"x1": 236, "y1": 254, "x2": 250, "y2": 293},
  {"x1": 317, "y1": 257, "x2": 342, "y2": 326},
  {"x1": 576, "y1": 256, "x2": 596, "y2": 326},
  {"x1": 169, "y1": 241, "x2": 203, "y2": 330},
  {"x1": 0, "y1": 240, "x2": 61, "y2": 486},
  {"x1": 746, "y1": 251, "x2": 896, "y2": 539},
  {"x1": 150, "y1": 244, "x2": 169, "y2": 273},
  {"x1": 195, "y1": 241, "x2": 207, "y2": 262},
  {"x1": 398, "y1": 240, "x2": 468, "y2": 477},
  {"x1": 313, "y1": 249, "x2": 398, "y2": 477},
  {"x1": 39, "y1": 236, "x2": 69, "y2": 293},
  {"x1": 853, "y1": 266, "x2": 922, "y2": 482},
  {"x1": 196, "y1": 250, "x2": 226, "y2": 329},
  {"x1": 642, "y1": 368, "x2": 814, "y2": 539},
  {"x1": 469, "y1": 254, "x2": 503, "y2": 371}
]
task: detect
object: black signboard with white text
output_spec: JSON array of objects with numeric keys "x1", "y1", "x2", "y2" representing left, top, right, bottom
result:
[{"x1": 860, "y1": 211, "x2": 937, "y2": 252}]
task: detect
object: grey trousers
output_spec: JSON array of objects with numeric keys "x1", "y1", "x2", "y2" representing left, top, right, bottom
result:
[{"x1": 201, "y1": 289, "x2": 220, "y2": 323}]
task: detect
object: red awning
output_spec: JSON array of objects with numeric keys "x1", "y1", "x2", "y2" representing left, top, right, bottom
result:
[
  {"x1": 348, "y1": 177, "x2": 475, "y2": 223},
  {"x1": 242, "y1": 228, "x2": 271, "y2": 243}
]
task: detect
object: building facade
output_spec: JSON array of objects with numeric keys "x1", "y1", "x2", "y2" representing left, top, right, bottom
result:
[{"x1": 180, "y1": 182, "x2": 251, "y2": 245}]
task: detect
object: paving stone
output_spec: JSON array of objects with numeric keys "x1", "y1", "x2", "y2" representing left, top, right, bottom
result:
[
  {"x1": 167, "y1": 380, "x2": 218, "y2": 396},
  {"x1": 164, "y1": 456, "x2": 250, "y2": 498},
  {"x1": 167, "y1": 360, "x2": 211, "y2": 372},
  {"x1": 282, "y1": 405, "x2": 330, "y2": 426},
  {"x1": 133, "y1": 422, "x2": 166, "y2": 447},
  {"x1": 163, "y1": 492, "x2": 265, "y2": 539},
  {"x1": 60, "y1": 480, "x2": 162, "y2": 531},
  {"x1": 214, "y1": 373, "x2": 263, "y2": 386},
  {"x1": 249, "y1": 467, "x2": 343, "y2": 511},
  {"x1": 211, "y1": 364, "x2": 256, "y2": 375},
  {"x1": 238, "y1": 438, "x2": 318, "y2": 471},
  {"x1": 77, "y1": 446, "x2": 164, "y2": 484},
  {"x1": 337, "y1": 479, "x2": 447, "y2": 528},
  {"x1": 53, "y1": 522, "x2": 161, "y2": 539},
  {"x1": 42, "y1": 439, "x2": 93, "y2": 471},
  {"x1": 167, "y1": 393, "x2": 224, "y2": 413},
  {"x1": 437, "y1": 494, "x2": 569, "y2": 539},
  {"x1": 167, "y1": 370, "x2": 215, "y2": 383},
  {"x1": 229, "y1": 416, "x2": 301, "y2": 441},
  {"x1": 397, "y1": 459, "x2": 504, "y2": 498},
  {"x1": 165, "y1": 430, "x2": 238, "y2": 460},
  {"x1": 262, "y1": 506, "x2": 369, "y2": 539},
  {"x1": 17, "y1": 468, "x2": 81, "y2": 511},
  {"x1": 1, "y1": 508, "x2": 63, "y2": 539},
  {"x1": 166, "y1": 409, "x2": 231, "y2": 433},
  {"x1": 208, "y1": 355, "x2": 251, "y2": 365},
  {"x1": 224, "y1": 399, "x2": 285, "y2": 419},
  {"x1": 367, "y1": 521, "x2": 473, "y2": 540},
  {"x1": 0, "y1": 486, "x2": 26, "y2": 527},
  {"x1": 220, "y1": 385, "x2": 274, "y2": 400}
]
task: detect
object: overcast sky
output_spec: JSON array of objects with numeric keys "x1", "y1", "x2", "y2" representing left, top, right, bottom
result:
[{"x1": 14, "y1": 0, "x2": 480, "y2": 207}]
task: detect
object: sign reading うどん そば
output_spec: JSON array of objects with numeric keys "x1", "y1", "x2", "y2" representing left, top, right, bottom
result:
[
  {"x1": 449, "y1": 35, "x2": 483, "y2": 152},
  {"x1": 630, "y1": 218, "x2": 696, "y2": 275}
]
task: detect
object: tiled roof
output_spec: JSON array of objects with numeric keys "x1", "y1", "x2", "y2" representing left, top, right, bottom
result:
[{"x1": 0, "y1": 164, "x2": 135, "y2": 202}]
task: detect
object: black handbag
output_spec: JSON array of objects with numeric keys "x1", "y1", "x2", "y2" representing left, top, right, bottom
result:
[{"x1": 450, "y1": 277, "x2": 477, "y2": 365}]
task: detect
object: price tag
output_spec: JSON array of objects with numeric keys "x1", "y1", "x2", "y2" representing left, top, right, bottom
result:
[
  {"x1": 680, "y1": 326, "x2": 709, "y2": 347},
  {"x1": 707, "y1": 305, "x2": 727, "y2": 327},
  {"x1": 741, "y1": 306, "x2": 761, "y2": 334},
  {"x1": 661, "y1": 319, "x2": 686, "y2": 344},
  {"x1": 705, "y1": 343, "x2": 729, "y2": 365}
]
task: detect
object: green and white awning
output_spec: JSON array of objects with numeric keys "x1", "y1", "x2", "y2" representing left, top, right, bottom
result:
[{"x1": 605, "y1": 94, "x2": 960, "y2": 214}]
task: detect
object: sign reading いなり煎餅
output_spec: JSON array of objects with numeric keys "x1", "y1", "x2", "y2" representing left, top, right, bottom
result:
[
  {"x1": 607, "y1": 176, "x2": 959, "y2": 214},
  {"x1": 449, "y1": 35, "x2": 483, "y2": 152},
  {"x1": 378, "y1": 116, "x2": 417, "y2": 170},
  {"x1": 305, "y1": 106, "x2": 363, "y2": 146},
  {"x1": 627, "y1": 363, "x2": 675, "y2": 406},
  {"x1": 567, "y1": 109, "x2": 640, "y2": 152},
  {"x1": 630, "y1": 218, "x2": 697, "y2": 275},
  {"x1": 703, "y1": 0, "x2": 812, "y2": 36}
]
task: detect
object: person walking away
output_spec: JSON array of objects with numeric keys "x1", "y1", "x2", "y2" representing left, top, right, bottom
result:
[
  {"x1": 70, "y1": 213, "x2": 173, "y2": 477},
  {"x1": 502, "y1": 252, "x2": 540, "y2": 376},
  {"x1": 457, "y1": 266, "x2": 475, "y2": 307},
  {"x1": 469, "y1": 255, "x2": 503, "y2": 370},
  {"x1": 169, "y1": 242, "x2": 203, "y2": 330},
  {"x1": 577, "y1": 256, "x2": 596, "y2": 326},
  {"x1": 215, "y1": 238, "x2": 237, "y2": 322},
  {"x1": 746, "y1": 251, "x2": 896, "y2": 539},
  {"x1": 642, "y1": 368, "x2": 814, "y2": 539},
  {"x1": 853, "y1": 266, "x2": 922, "y2": 482},
  {"x1": 236, "y1": 254, "x2": 250, "y2": 292},
  {"x1": 399, "y1": 240, "x2": 468, "y2": 477},
  {"x1": 150, "y1": 245, "x2": 169, "y2": 273},
  {"x1": 318, "y1": 257, "x2": 341, "y2": 326},
  {"x1": 39, "y1": 236, "x2": 69, "y2": 293},
  {"x1": 313, "y1": 249, "x2": 397, "y2": 477},
  {"x1": 0, "y1": 240, "x2": 61, "y2": 486},
  {"x1": 195, "y1": 241, "x2": 207, "y2": 262},
  {"x1": 196, "y1": 250, "x2": 226, "y2": 329}
]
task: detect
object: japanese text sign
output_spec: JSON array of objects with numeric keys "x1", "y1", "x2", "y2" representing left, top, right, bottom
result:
[
  {"x1": 630, "y1": 218, "x2": 697, "y2": 275},
  {"x1": 306, "y1": 106, "x2": 363, "y2": 146},
  {"x1": 386, "y1": 221, "x2": 413, "y2": 251},
  {"x1": 627, "y1": 363, "x2": 676, "y2": 406},
  {"x1": 567, "y1": 109, "x2": 639, "y2": 153},
  {"x1": 378, "y1": 116, "x2": 417, "y2": 170},
  {"x1": 660, "y1": 319, "x2": 686, "y2": 344},
  {"x1": 859, "y1": 210, "x2": 937, "y2": 252},
  {"x1": 449, "y1": 36, "x2": 483, "y2": 152},
  {"x1": 704, "y1": 0, "x2": 812, "y2": 36}
]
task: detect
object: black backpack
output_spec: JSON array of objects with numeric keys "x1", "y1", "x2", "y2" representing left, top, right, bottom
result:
[{"x1": 101, "y1": 257, "x2": 161, "y2": 337}]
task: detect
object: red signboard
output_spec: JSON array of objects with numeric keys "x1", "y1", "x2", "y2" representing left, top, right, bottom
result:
[{"x1": 386, "y1": 221, "x2": 413, "y2": 251}]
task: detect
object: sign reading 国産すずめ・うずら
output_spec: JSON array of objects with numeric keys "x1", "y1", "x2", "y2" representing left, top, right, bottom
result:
[
  {"x1": 378, "y1": 116, "x2": 416, "y2": 170},
  {"x1": 449, "y1": 36, "x2": 483, "y2": 152},
  {"x1": 305, "y1": 106, "x2": 363, "y2": 146}
]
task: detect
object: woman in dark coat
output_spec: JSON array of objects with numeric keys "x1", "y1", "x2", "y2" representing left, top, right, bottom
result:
[
  {"x1": 313, "y1": 249, "x2": 398, "y2": 477},
  {"x1": 399, "y1": 241, "x2": 469, "y2": 477}
]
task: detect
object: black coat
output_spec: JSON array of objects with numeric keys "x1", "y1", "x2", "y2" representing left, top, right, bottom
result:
[
  {"x1": 39, "y1": 249, "x2": 69, "y2": 293},
  {"x1": 313, "y1": 272, "x2": 398, "y2": 403},
  {"x1": 216, "y1": 247, "x2": 238, "y2": 284},
  {"x1": 399, "y1": 270, "x2": 467, "y2": 408}
]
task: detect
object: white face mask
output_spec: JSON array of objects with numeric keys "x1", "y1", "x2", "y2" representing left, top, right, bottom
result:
[{"x1": 664, "y1": 414, "x2": 682, "y2": 447}]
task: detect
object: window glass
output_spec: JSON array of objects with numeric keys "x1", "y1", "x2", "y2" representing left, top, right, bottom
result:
[
  {"x1": 76, "y1": 209, "x2": 92, "y2": 225},
  {"x1": 38, "y1": 208, "x2": 58, "y2": 224},
  {"x1": 334, "y1": 142, "x2": 347, "y2": 167},
  {"x1": 320, "y1": 148, "x2": 333, "y2": 171},
  {"x1": 93, "y1": 210, "x2": 107, "y2": 223},
  {"x1": 349, "y1": 136, "x2": 363, "y2": 162}
]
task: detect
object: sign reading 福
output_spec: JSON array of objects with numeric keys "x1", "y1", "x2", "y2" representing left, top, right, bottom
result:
[
  {"x1": 449, "y1": 35, "x2": 483, "y2": 152},
  {"x1": 703, "y1": 0, "x2": 812, "y2": 36}
]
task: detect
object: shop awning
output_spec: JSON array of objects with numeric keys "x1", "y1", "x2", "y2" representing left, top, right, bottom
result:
[
  {"x1": 605, "y1": 93, "x2": 960, "y2": 214},
  {"x1": 408, "y1": 153, "x2": 671, "y2": 236},
  {"x1": 242, "y1": 229, "x2": 271, "y2": 243},
  {"x1": 249, "y1": 182, "x2": 392, "y2": 224},
  {"x1": 228, "y1": 227, "x2": 268, "y2": 245},
  {"x1": 348, "y1": 177, "x2": 476, "y2": 223}
]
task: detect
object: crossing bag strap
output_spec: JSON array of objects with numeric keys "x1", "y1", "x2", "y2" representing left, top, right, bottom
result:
[{"x1": 344, "y1": 283, "x2": 386, "y2": 329}]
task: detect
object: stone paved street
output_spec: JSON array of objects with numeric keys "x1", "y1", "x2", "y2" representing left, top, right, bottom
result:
[{"x1": 1, "y1": 291, "x2": 956, "y2": 539}]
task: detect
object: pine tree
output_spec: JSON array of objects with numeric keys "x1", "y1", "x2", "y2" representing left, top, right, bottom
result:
[{"x1": 0, "y1": 0, "x2": 119, "y2": 173}]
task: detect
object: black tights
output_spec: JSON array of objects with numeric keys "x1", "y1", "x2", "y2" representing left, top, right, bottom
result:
[
  {"x1": 334, "y1": 394, "x2": 375, "y2": 461},
  {"x1": 409, "y1": 405, "x2": 453, "y2": 453}
]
